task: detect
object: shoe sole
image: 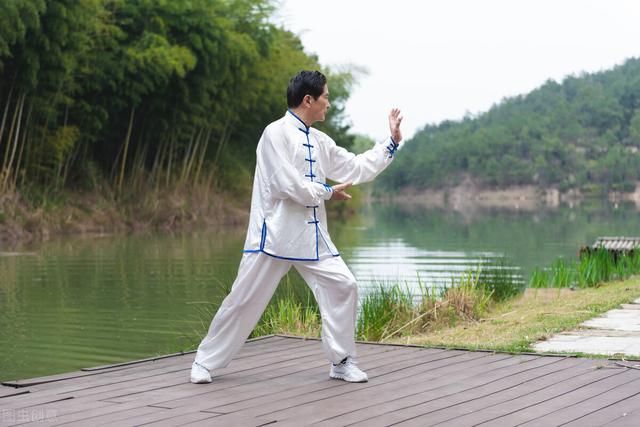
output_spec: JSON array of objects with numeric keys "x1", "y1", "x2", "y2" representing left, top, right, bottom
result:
[
  {"x1": 190, "y1": 377, "x2": 212, "y2": 384},
  {"x1": 329, "y1": 373, "x2": 368, "y2": 383}
]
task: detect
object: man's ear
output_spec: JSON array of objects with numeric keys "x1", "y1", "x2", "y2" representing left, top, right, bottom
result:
[{"x1": 303, "y1": 94, "x2": 312, "y2": 108}]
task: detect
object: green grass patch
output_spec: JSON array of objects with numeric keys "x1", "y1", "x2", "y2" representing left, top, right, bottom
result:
[
  {"x1": 395, "y1": 276, "x2": 640, "y2": 354},
  {"x1": 530, "y1": 248, "x2": 640, "y2": 289},
  {"x1": 250, "y1": 272, "x2": 321, "y2": 339}
]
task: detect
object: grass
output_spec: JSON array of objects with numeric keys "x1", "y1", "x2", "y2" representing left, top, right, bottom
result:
[
  {"x1": 357, "y1": 283, "x2": 416, "y2": 342},
  {"x1": 530, "y1": 248, "x2": 640, "y2": 289},
  {"x1": 250, "y1": 272, "x2": 321, "y2": 339},
  {"x1": 393, "y1": 276, "x2": 640, "y2": 353},
  {"x1": 357, "y1": 272, "x2": 497, "y2": 342}
]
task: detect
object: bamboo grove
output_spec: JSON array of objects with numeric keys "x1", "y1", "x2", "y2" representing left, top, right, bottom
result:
[{"x1": 0, "y1": 0, "x2": 355, "y2": 200}]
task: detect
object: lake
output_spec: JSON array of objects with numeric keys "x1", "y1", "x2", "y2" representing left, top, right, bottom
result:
[{"x1": 1, "y1": 200, "x2": 638, "y2": 381}]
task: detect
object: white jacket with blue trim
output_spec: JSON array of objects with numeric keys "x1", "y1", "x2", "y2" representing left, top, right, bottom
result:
[{"x1": 242, "y1": 110, "x2": 401, "y2": 261}]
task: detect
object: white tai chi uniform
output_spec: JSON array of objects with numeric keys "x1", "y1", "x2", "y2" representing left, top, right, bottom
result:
[{"x1": 194, "y1": 110, "x2": 401, "y2": 370}]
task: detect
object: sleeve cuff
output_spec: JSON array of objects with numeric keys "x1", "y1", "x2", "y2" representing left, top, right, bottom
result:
[
  {"x1": 386, "y1": 136, "x2": 401, "y2": 158},
  {"x1": 320, "y1": 182, "x2": 333, "y2": 200}
]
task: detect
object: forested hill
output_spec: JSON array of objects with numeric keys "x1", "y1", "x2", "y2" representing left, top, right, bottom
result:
[{"x1": 384, "y1": 58, "x2": 640, "y2": 193}]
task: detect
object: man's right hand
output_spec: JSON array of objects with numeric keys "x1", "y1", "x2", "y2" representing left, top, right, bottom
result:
[{"x1": 331, "y1": 182, "x2": 352, "y2": 200}]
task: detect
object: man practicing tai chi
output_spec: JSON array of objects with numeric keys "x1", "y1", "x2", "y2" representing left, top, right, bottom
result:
[{"x1": 191, "y1": 70, "x2": 403, "y2": 384}]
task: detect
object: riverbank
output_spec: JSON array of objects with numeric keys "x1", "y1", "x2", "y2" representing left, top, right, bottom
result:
[
  {"x1": 0, "y1": 181, "x2": 367, "y2": 244},
  {"x1": 0, "y1": 186, "x2": 249, "y2": 244},
  {"x1": 393, "y1": 277, "x2": 640, "y2": 356}
]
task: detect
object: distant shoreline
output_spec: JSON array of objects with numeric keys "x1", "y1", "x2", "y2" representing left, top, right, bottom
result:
[{"x1": 387, "y1": 180, "x2": 640, "y2": 211}]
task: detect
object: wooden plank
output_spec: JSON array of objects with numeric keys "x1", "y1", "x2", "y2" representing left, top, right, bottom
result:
[
  {"x1": 2, "y1": 335, "x2": 285, "y2": 388},
  {"x1": 79, "y1": 351, "x2": 195, "y2": 372},
  {"x1": 121, "y1": 347, "x2": 356, "y2": 407},
  {"x1": 340, "y1": 356, "x2": 579, "y2": 427},
  {"x1": 8, "y1": 346, "x2": 318, "y2": 416},
  {"x1": 81, "y1": 407, "x2": 222, "y2": 427},
  {"x1": 203, "y1": 346, "x2": 458, "y2": 414},
  {"x1": 562, "y1": 392, "x2": 640, "y2": 426},
  {"x1": 0, "y1": 362, "x2": 191, "y2": 410},
  {"x1": 311, "y1": 354, "x2": 544, "y2": 426},
  {"x1": 79, "y1": 335, "x2": 279, "y2": 372},
  {"x1": 185, "y1": 412, "x2": 276, "y2": 427},
  {"x1": 64, "y1": 345, "x2": 426, "y2": 427},
  {"x1": 94, "y1": 340, "x2": 335, "y2": 404},
  {"x1": 462, "y1": 365, "x2": 634, "y2": 426},
  {"x1": 603, "y1": 411, "x2": 640, "y2": 427},
  {"x1": 134, "y1": 410, "x2": 224, "y2": 427},
  {"x1": 267, "y1": 355, "x2": 531, "y2": 426},
  {"x1": 2, "y1": 337, "x2": 318, "y2": 410},
  {"x1": 4, "y1": 354, "x2": 192, "y2": 396},
  {"x1": 100, "y1": 340, "x2": 402, "y2": 408},
  {"x1": 412, "y1": 362, "x2": 629, "y2": 426},
  {"x1": 1, "y1": 350, "x2": 191, "y2": 389},
  {"x1": 16, "y1": 400, "x2": 120, "y2": 427},
  {"x1": 266, "y1": 355, "x2": 548, "y2": 426},
  {"x1": 205, "y1": 352, "x2": 523, "y2": 425},
  {"x1": 0, "y1": 387, "x2": 29, "y2": 399},
  {"x1": 517, "y1": 376, "x2": 640, "y2": 426},
  {"x1": 58, "y1": 405, "x2": 166, "y2": 427},
  {"x1": 147, "y1": 346, "x2": 445, "y2": 415},
  {"x1": 18, "y1": 400, "x2": 157, "y2": 426}
]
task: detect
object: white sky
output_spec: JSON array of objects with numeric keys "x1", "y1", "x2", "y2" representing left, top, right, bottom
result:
[{"x1": 275, "y1": 0, "x2": 640, "y2": 140}]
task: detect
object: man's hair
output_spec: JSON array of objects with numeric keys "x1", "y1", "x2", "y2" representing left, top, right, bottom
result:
[{"x1": 287, "y1": 70, "x2": 327, "y2": 108}]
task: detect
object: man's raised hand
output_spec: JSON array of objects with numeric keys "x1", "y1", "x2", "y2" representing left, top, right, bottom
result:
[
  {"x1": 331, "y1": 182, "x2": 352, "y2": 201},
  {"x1": 389, "y1": 108, "x2": 403, "y2": 144}
]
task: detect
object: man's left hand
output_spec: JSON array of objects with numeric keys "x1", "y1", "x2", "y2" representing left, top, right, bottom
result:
[{"x1": 389, "y1": 108, "x2": 403, "y2": 144}]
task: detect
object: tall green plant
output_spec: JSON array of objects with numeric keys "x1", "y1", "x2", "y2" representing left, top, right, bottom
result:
[
  {"x1": 357, "y1": 283, "x2": 414, "y2": 342},
  {"x1": 533, "y1": 248, "x2": 640, "y2": 289}
]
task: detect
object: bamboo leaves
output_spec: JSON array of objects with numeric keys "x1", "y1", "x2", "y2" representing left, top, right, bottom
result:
[{"x1": 0, "y1": 0, "x2": 357, "y2": 199}]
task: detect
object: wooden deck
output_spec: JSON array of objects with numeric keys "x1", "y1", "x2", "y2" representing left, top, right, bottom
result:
[{"x1": 2, "y1": 335, "x2": 640, "y2": 426}]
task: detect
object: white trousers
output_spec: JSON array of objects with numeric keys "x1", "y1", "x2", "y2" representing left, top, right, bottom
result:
[{"x1": 194, "y1": 252, "x2": 358, "y2": 370}]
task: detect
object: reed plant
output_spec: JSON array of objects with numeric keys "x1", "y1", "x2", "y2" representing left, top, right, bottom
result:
[
  {"x1": 550, "y1": 258, "x2": 576, "y2": 288},
  {"x1": 357, "y1": 268, "x2": 501, "y2": 342},
  {"x1": 250, "y1": 272, "x2": 321, "y2": 339},
  {"x1": 357, "y1": 283, "x2": 415, "y2": 341},
  {"x1": 477, "y1": 257, "x2": 524, "y2": 301},
  {"x1": 529, "y1": 267, "x2": 550, "y2": 288},
  {"x1": 531, "y1": 248, "x2": 640, "y2": 289},
  {"x1": 251, "y1": 296, "x2": 321, "y2": 338}
]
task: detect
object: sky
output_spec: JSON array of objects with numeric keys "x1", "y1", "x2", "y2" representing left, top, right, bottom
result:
[{"x1": 275, "y1": 0, "x2": 640, "y2": 141}]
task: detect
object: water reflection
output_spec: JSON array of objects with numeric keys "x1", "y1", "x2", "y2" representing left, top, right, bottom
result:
[{"x1": 346, "y1": 238, "x2": 517, "y2": 291}]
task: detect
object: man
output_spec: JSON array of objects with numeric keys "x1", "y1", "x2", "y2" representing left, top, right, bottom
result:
[{"x1": 191, "y1": 70, "x2": 403, "y2": 384}]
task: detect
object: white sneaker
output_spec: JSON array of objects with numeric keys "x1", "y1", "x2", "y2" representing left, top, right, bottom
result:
[
  {"x1": 330, "y1": 357, "x2": 368, "y2": 383},
  {"x1": 190, "y1": 362, "x2": 212, "y2": 384}
]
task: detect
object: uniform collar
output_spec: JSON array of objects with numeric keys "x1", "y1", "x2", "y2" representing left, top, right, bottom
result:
[{"x1": 286, "y1": 109, "x2": 311, "y2": 134}]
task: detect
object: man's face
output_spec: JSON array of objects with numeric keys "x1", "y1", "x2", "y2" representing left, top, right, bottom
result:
[{"x1": 309, "y1": 84, "x2": 330, "y2": 123}]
